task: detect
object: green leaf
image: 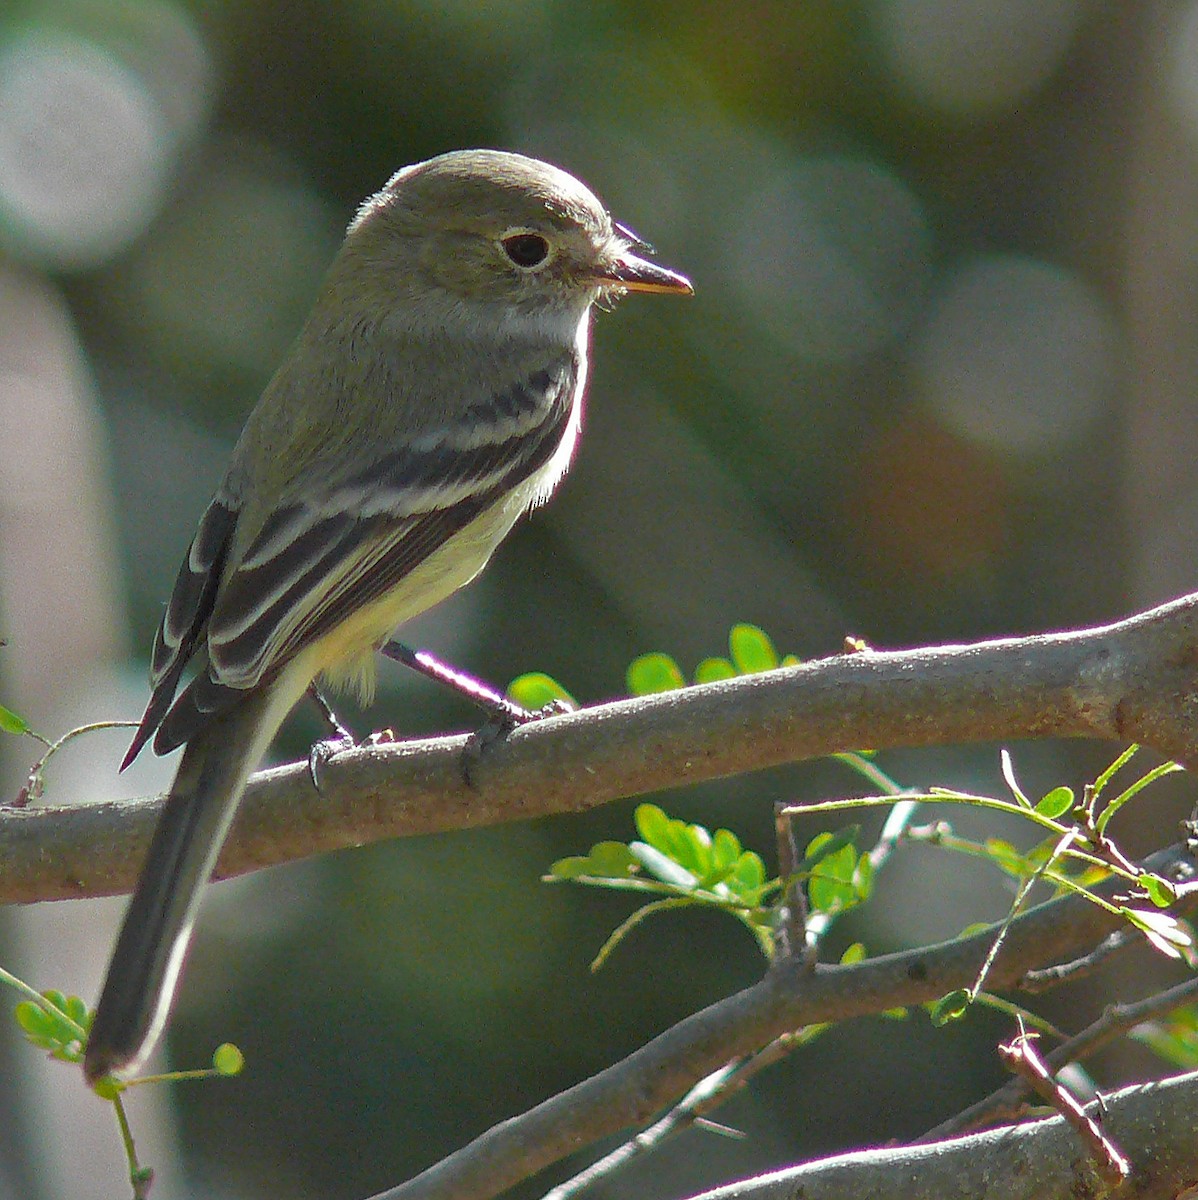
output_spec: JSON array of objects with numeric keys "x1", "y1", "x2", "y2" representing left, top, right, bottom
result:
[
  {"x1": 854, "y1": 851, "x2": 874, "y2": 902},
  {"x1": 958, "y1": 922, "x2": 993, "y2": 939},
  {"x1": 693, "y1": 657, "x2": 736, "y2": 685},
  {"x1": 213, "y1": 1043, "x2": 245, "y2": 1075},
  {"x1": 634, "y1": 804, "x2": 711, "y2": 874},
  {"x1": 840, "y1": 942, "x2": 867, "y2": 965},
  {"x1": 0, "y1": 703, "x2": 28, "y2": 735},
  {"x1": 730, "y1": 851, "x2": 767, "y2": 893},
  {"x1": 507, "y1": 672, "x2": 576, "y2": 711},
  {"x1": 548, "y1": 842, "x2": 640, "y2": 881},
  {"x1": 800, "y1": 827, "x2": 861, "y2": 874},
  {"x1": 1120, "y1": 907, "x2": 1196, "y2": 963},
  {"x1": 1034, "y1": 786, "x2": 1074, "y2": 819},
  {"x1": 982, "y1": 838, "x2": 1028, "y2": 879},
  {"x1": 710, "y1": 828, "x2": 743, "y2": 873},
  {"x1": 14, "y1": 1001, "x2": 48, "y2": 1038},
  {"x1": 808, "y1": 842, "x2": 861, "y2": 914},
  {"x1": 1140, "y1": 873, "x2": 1177, "y2": 908},
  {"x1": 626, "y1": 653, "x2": 686, "y2": 695},
  {"x1": 930, "y1": 990, "x2": 972, "y2": 1025},
  {"x1": 634, "y1": 803, "x2": 671, "y2": 849},
  {"x1": 729, "y1": 624, "x2": 779, "y2": 674},
  {"x1": 1129, "y1": 1006, "x2": 1198, "y2": 1068},
  {"x1": 14, "y1": 991, "x2": 88, "y2": 1061},
  {"x1": 91, "y1": 1075, "x2": 122, "y2": 1099}
]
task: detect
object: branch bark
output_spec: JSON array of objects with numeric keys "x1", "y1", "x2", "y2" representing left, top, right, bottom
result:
[
  {"x1": 6, "y1": 591, "x2": 1198, "y2": 905},
  {"x1": 673, "y1": 1070, "x2": 1198, "y2": 1200}
]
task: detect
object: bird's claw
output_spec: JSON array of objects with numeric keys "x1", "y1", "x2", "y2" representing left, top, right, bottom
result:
[
  {"x1": 459, "y1": 697, "x2": 574, "y2": 786},
  {"x1": 307, "y1": 734, "x2": 356, "y2": 792},
  {"x1": 307, "y1": 727, "x2": 400, "y2": 792}
]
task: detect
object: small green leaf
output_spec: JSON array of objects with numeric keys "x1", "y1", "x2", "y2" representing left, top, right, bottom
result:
[
  {"x1": 14, "y1": 1002, "x2": 48, "y2": 1037},
  {"x1": 548, "y1": 842, "x2": 640, "y2": 880},
  {"x1": 1130, "y1": 1006, "x2": 1198, "y2": 1068},
  {"x1": 1121, "y1": 907, "x2": 1196, "y2": 962},
  {"x1": 729, "y1": 624, "x2": 779, "y2": 674},
  {"x1": 548, "y1": 855, "x2": 594, "y2": 880},
  {"x1": 982, "y1": 838, "x2": 1028, "y2": 878},
  {"x1": 710, "y1": 828, "x2": 743, "y2": 873},
  {"x1": 1090, "y1": 744, "x2": 1140, "y2": 799},
  {"x1": 800, "y1": 827, "x2": 861, "y2": 874},
  {"x1": 930, "y1": 990, "x2": 972, "y2": 1025},
  {"x1": 854, "y1": 851, "x2": 874, "y2": 902},
  {"x1": 693, "y1": 657, "x2": 736, "y2": 685},
  {"x1": 731, "y1": 852, "x2": 766, "y2": 892},
  {"x1": 1034, "y1": 786, "x2": 1074, "y2": 819},
  {"x1": 634, "y1": 803, "x2": 676, "y2": 853},
  {"x1": 507, "y1": 672, "x2": 576, "y2": 712},
  {"x1": 626, "y1": 653, "x2": 686, "y2": 695},
  {"x1": 213, "y1": 1043, "x2": 245, "y2": 1075},
  {"x1": 958, "y1": 922, "x2": 993, "y2": 938},
  {"x1": 1141, "y1": 873, "x2": 1177, "y2": 908},
  {"x1": 808, "y1": 842, "x2": 861, "y2": 914},
  {"x1": 840, "y1": 942, "x2": 867, "y2": 965},
  {"x1": 0, "y1": 703, "x2": 29, "y2": 735}
]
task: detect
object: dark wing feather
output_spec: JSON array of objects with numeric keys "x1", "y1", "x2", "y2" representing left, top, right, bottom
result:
[{"x1": 121, "y1": 498, "x2": 237, "y2": 769}]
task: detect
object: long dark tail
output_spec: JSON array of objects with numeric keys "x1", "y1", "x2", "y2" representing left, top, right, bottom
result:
[{"x1": 84, "y1": 689, "x2": 277, "y2": 1083}]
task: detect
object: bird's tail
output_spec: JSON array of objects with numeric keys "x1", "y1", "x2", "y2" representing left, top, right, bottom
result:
[{"x1": 84, "y1": 687, "x2": 281, "y2": 1084}]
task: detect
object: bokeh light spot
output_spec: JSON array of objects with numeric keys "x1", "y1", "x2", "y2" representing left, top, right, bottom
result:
[
  {"x1": 0, "y1": 29, "x2": 167, "y2": 268},
  {"x1": 915, "y1": 255, "x2": 1116, "y2": 455},
  {"x1": 873, "y1": 0, "x2": 1084, "y2": 115},
  {"x1": 728, "y1": 157, "x2": 931, "y2": 363}
]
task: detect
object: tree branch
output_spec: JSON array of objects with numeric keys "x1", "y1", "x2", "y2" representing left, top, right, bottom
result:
[
  {"x1": 366, "y1": 842, "x2": 1198, "y2": 1200},
  {"x1": 6, "y1": 591, "x2": 1198, "y2": 905},
  {"x1": 671, "y1": 1070, "x2": 1198, "y2": 1200}
]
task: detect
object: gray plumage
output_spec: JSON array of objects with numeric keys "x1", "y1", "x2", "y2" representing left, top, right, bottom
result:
[{"x1": 85, "y1": 149, "x2": 691, "y2": 1083}]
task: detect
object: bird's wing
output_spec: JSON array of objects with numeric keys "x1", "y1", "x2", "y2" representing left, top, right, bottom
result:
[{"x1": 125, "y1": 355, "x2": 579, "y2": 763}]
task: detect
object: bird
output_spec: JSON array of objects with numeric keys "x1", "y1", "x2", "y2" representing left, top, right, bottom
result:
[{"x1": 82, "y1": 149, "x2": 692, "y2": 1084}]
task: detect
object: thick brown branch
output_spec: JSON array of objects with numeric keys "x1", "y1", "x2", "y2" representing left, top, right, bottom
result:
[{"x1": 5, "y1": 590, "x2": 1198, "y2": 903}]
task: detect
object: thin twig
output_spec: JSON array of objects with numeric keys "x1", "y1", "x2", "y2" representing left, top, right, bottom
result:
[
  {"x1": 1019, "y1": 931, "x2": 1136, "y2": 993},
  {"x1": 773, "y1": 802, "x2": 807, "y2": 961},
  {"x1": 540, "y1": 1034, "x2": 804, "y2": 1200},
  {"x1": 996, "y1": 1024, "x2": 1129, "y2": 1188},
  {"x1": 923, "y1": 974, "x2": 1198, "y2": 1140}
]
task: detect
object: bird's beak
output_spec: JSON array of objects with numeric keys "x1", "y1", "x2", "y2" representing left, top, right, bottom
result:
[{"x1": 596, "y1": 250, "x2": 693, "y2": 296}]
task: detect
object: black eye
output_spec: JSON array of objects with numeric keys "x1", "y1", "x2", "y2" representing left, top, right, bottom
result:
[{"x1": 501, "y1": 232, "x2": 550, "y2": 268}]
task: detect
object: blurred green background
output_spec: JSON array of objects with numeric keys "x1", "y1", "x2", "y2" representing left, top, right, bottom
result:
[{"x1": 1, "y1": 1, "x2": 1197, "y2": 1197}]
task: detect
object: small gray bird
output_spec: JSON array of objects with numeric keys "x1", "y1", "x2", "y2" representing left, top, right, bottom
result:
[{"x1": 83, "y1": 149, "x2": 692, "y2": 1084}]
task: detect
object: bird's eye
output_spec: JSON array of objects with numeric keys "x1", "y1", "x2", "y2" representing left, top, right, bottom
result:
[{"x1": 501, "y1": 232, "x2": 551, "y2": 269}]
